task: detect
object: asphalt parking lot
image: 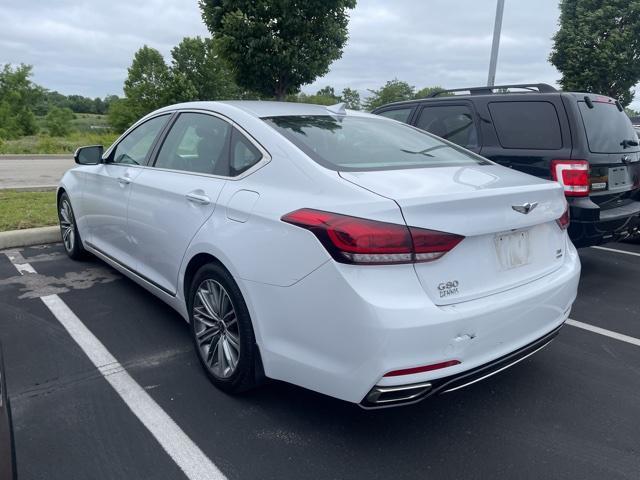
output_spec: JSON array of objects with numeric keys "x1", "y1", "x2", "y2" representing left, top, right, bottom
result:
[{"x1": 1, "y1": 242, "x2": 639, "y2": 480}]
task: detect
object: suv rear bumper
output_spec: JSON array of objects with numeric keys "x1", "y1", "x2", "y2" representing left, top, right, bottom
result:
[{"x1": 568, "y1": 198, "x2": 640, "y2": 248}]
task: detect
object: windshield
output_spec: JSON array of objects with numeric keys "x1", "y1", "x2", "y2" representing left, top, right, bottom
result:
[
  {"x1": 263, "y1": 115, "x2": 489, "y2": 171},
  {"x1": 578, "y1": 102, "x2": 639, "y2": 154}
]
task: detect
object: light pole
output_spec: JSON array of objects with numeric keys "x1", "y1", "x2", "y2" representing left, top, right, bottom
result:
[{"x1": 487, "y1": 0, "x2": 505, "y2": 87}]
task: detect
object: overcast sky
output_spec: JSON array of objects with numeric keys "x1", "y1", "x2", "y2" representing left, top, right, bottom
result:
[{"x1": 1, "y1": 0, "x2": 639, "y2": 108}]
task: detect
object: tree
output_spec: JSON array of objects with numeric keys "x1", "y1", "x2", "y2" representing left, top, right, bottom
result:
[
  {"x1": 363, "y1": 79, "x2": 415, "y2": 111},
  {"x1": 414, "y1": 86, "x2": 451, "y2": 99},
  {"x1": 200, "y1": 0, "x2": 357, "y2": 100},
  {"x1": 107, "y1": 98, "x2": 139, "y2": 133},
  {"x1": 170, "y1": 36, "x2": 240, "y2": 101},
  {"x1": 45, "y1": 107, "x2": 75, "y2": 136},
  {"x1": 124, "y1": 46, "x2": 172, "y2": 117},
  {"x1": 341, "y1": 87, "x2": 361, "y2": 110},
  {"x1": 550, "y1": 0, "x2": 640, "y2": 107},
  {"x1": 0, "y1": 64, "x2": 40, "y2": 138}
]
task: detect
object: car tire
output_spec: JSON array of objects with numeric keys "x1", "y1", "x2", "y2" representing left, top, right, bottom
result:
[
  {"x1": 188, "y1": 262, "x2": 262, "y2": 394},
  {"x1": 58, "y1": 192, "x2": 88, "y2": 260}
]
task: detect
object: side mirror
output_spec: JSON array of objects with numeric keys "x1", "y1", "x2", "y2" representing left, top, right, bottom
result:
[{"x1": 74, "y1": 145, "x2": 103, "y2": 165}]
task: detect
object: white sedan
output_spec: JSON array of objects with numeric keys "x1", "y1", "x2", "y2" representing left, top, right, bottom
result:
[{"x1": 59, "y1": 101, "x2": 580, "y2": 408}]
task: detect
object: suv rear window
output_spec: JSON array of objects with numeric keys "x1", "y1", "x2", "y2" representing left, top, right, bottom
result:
[
  {"x1": 488, "y1": 101, "x2": 562, "y2": 150},
  {"x1": 263, "y1": 115, "x2": 489, "y2": 172},
  {"x1": 578, "y1": 101, "x2": 640, "y2": 154}
]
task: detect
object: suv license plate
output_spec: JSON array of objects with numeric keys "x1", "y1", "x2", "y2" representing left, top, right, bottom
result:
[
  {"x1": 608, "y1": 167, "x2": 631, "y2": 191},
  {"x1": 495, "y1": 230, "x2": 531, "y2": 269}
]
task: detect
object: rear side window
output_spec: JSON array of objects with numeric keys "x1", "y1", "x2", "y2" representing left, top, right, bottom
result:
[
  {"x1": 376, "y1": 108, "x2": 413, "y2": 123},
  {"x1": 230, "y1": 128, "x2": 262, "y2": 176},
  {"x1": 488, "y1": 101, "x2": 562, "y2": 150},
  {"x1": 416, "y1": 105, "x2": 478, "y2": 148},
  {"x1": 263, "y1": 115, "x2": 489, "y2": 172},
  {"x1": 578, "y1": 102, "x2": 639, "y2": 154}
]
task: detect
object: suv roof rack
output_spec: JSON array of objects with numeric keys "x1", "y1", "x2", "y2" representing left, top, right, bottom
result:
[{"x1": 429, "y1": 83, "x2": 558, "y2": 97}]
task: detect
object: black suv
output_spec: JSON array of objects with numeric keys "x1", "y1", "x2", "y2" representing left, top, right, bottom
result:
[{"x1": 372, "y1": 84, "x2": 640, "y2": 247}]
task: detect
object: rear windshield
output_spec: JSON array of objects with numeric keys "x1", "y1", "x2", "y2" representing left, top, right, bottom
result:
[
  {"x1": 578, "y1": 102, "x2": 639, "y2": 154},
  {"x1": 263, "y1": 115, "x2": 489, "y2": 171}
]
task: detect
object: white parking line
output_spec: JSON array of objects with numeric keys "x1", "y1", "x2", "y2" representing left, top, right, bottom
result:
[
  {"x1": 567, "y1": 319, "x2": 640, "y2": 347},
  {"x1": 592, "y1": 246, "x2": 640, "y2": 258},
  {"x1": 4, "y1": 253, "x2": 226, "y2": 480}
]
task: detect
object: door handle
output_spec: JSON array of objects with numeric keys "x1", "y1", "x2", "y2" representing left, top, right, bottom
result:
[
  {"x1": 186, "y1": 192, "x2": 211, "y2": 205},
  {"x1": 118, "y1": 176, "x2": 132, "y2": 185}
]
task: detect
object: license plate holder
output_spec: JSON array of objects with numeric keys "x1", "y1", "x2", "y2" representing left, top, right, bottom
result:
[
  {"x1": 495, "y1": 230, "x2": 531, "y2": 269},
  {"x1": 608, "y1": 166, "x2": 631, "y2": 191}
]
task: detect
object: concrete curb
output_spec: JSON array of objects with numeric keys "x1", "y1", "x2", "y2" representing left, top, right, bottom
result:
[
  {"x1": 0, "y1": 185, "x2": 57, "y2": 192},
  {"x1": 0, "y1": 226, "x2": 60, "y2": 250},
  {"x1": 0, "y1": 154, "x2": 72, "y2": 160}
]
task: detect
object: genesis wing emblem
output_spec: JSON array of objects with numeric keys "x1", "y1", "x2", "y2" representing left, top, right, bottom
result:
[{"x1": 512, "y1": 202, "x2": 538, "y2": 214}]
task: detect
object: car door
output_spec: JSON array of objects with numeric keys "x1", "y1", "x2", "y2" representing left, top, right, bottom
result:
[
  {"x1": 413, "y1": 102, "x2": 482, "y2": 154},
  {"x1": 83, "y1": 114, "x2": 171, "y2": 267},
  {"x1": 126, "y1": 111, "x2": 234, "y2": 295}
]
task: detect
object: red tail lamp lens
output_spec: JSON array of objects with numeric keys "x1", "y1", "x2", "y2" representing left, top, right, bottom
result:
[
  {"x1": 282, "y1": 209, "x2": 464, "y2": 265},
  {"x1": 551, "y1": 160, "x2": 589, "y2": 197},
  {"x1": 557, "y1": 205, "x2": 570, "y2": 230}
]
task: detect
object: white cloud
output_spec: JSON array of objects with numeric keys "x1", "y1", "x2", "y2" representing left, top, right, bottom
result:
[{"x1": 0, "y1": 0, "x2": 638, "y2": 109}]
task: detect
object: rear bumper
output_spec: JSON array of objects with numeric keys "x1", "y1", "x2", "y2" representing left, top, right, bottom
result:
[
  {"x1": 361, "y1": 323, "x2": 562, "y2": 408},
  {"x1": 569, "y1": 198, "x2": 640, "y2": 247},
  {"x1": 244, "y1": 239, "x2": 581, "y2": 405}
]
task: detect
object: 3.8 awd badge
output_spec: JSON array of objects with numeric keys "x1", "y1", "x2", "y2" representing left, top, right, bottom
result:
[{"x1": 438, "y1": 280, "x2": 459, "y2": 298}]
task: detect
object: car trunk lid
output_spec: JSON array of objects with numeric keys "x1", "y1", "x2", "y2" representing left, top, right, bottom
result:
[{"x1": 340, "y1": 165, "x2": 567, "y2": 305}]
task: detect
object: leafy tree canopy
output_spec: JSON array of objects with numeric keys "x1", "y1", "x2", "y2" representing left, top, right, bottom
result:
[
  {"x1": 170, "y1": 36, "x2": 240, "y2": 101},
  {"x1": 340, "y1": 87, "x2": 361, "y2": 110},
  {"x1": 124, "y1": 45, "x2": 172, "y2": 118},
  {"x1": 550, "y1": 0, "x2": 640, "y2": 107},
  {"x1": 0, "y1": 64, "x2": 41, "y2": 138},
  {"x1": 200, "y1": 0, "x2": 357, "y2": 100},
  {"x1": 363, "y1": 79, "x2": 415, "y2": 110}
]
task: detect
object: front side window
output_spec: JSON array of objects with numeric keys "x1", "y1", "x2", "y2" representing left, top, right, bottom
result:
[
  {"x1": 376, "y1": 108, "x2": 413, "y2": 123},
  {"x1": 112, "y1": 115, "x2": 169, "y2": 165},
  {"x1": 416, "y1": 105, "x2": 478, "y2": 148},
  {"x1": 154, "y1": 113, "x2": 232, "y2": 175},
  {"x1": 263, "y1": 115, "x2": 489, "y2": 172}
]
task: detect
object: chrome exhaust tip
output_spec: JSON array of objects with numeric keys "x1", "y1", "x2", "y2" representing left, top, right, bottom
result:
[{"x1": 361, "y1": 381, "x2": 433, "y2": 409}]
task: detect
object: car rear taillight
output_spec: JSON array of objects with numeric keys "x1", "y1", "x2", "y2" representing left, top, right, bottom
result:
[
  {"x1": 281, "y1": 209, "x2": 464, "y2": 265},
  {"x1": 556, "y1": 204, "x2": 570, "y2": 230},
  {"x1": 551, "y1": 160, "x2": 589, "y2": 197}
]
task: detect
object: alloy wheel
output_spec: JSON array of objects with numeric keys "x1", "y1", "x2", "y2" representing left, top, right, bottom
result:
[
  {"x1": 59, "y1": 200, "x2": 75, "y2": 252},
  {"x1": 193, "y1": 279, "x2": 241, "y2": 379}
]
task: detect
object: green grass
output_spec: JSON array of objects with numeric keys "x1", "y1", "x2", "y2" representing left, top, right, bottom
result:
[
  {"x1": 0, "y1": 190, "x2": 58, "y2": 231},
  {"x1": 0, "y1": 131, "x2": 119, "y2": 154}
]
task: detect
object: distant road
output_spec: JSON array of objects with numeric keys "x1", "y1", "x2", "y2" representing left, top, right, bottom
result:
[{"x1": 0, "y1": 155, "x2": 74, "y2": 190}]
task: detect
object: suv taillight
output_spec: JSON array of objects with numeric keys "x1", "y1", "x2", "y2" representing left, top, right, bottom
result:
[
  {"x1": 551, "y1": 160, "x2": 590, "y2": 197},
  {"x1": 281, "y1": 209, "x2": 464, "y2": 265}
]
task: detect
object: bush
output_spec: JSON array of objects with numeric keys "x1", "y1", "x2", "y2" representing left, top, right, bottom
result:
[{"x1": 45, "y1": 107, "x2": 75, "y2": 136}]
